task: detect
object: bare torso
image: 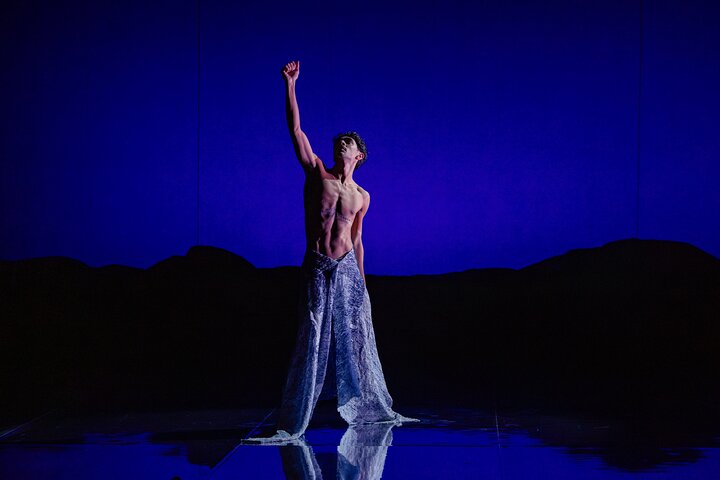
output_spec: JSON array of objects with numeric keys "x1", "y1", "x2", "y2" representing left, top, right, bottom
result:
[{"x1": 304, "y1": 157, "x2": 369, "y2": 259}]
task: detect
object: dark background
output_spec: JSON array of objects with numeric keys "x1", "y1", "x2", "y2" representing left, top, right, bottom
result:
[{"x1": 2, "y1": 239, "x2": 719, "y2": 422}]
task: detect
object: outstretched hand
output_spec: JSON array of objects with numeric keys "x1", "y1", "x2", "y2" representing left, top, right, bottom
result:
[{"x1": 282, "y1": 60, "x2": 300, "y2": 83}]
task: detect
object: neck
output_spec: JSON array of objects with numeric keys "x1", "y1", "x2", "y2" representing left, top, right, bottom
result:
[{"x1": 331, "y1": 160, "x2": 356, "y2": 184}]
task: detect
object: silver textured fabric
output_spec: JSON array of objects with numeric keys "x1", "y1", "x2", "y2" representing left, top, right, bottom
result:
[{"x1": 246, "y1": 247, "x2": 418, "y2": 443}]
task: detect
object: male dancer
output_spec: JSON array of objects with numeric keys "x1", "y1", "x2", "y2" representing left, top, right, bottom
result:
[{"x1": 246, "y1": 61, "x2": 418, "y2": 443}]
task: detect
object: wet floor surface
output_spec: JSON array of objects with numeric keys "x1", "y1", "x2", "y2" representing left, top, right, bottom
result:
[{"x1": 2, "y1": 403, "x2": 719, "y2": 479}]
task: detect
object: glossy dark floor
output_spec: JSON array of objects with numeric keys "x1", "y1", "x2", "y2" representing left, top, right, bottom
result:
[{"x1": 2, "y1": 402, "x2": 719, "y2": 479}]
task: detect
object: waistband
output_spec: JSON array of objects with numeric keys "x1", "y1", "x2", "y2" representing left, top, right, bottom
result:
[{"x1": 303, "y1": 247, "x2": 356, "y2": 273}]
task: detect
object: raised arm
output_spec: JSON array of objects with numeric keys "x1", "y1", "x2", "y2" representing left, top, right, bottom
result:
[{"x1": 281, "y1": 60, "x2": 317, "y2": 170}]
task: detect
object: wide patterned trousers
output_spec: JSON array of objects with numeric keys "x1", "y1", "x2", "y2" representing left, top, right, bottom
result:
[{"x1": 248, "y1": 247, "x2": 418, "y2": 443}]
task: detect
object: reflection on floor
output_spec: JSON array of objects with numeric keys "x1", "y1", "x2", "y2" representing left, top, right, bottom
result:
[{"x1": 2, "y1": 401, "x2": 719, "y2": 479}]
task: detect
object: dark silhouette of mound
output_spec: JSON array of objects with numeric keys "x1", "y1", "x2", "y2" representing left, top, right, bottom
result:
[
  {"x1": 1, "y1": 239, "x2": 718, "y2": 427},
  {"x1": 148, "y1": 245, "x2": 255, "y2": 280},
  {"x1": 524, "y1": 238, "x2": 719, "y2": 274}
]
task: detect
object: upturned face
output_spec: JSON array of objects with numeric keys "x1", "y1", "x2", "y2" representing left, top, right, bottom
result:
[{"x1": 335, "y1": 136, "x2": 363, "y2": 162}]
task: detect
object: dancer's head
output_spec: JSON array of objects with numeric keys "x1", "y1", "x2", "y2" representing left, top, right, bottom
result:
[{"x1": 333, "y1": 131, "x2": 368, "y2": 171}]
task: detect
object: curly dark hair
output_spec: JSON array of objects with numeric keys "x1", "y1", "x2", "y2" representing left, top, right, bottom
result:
[{"x1": 333, "y1": 131, "x2": 368, "y2": 171}]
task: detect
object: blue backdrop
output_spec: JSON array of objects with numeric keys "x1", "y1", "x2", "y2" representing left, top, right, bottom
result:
[{"x1": 1, "y1": 0, "x2": 718, "y2": 275}]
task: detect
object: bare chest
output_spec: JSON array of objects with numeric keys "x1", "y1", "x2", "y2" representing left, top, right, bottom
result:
[{"x1": 319, "y1": 178, "x2": 365, "y2": 216}]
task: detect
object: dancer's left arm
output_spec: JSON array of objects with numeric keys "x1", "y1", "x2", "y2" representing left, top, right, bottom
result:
[{"x1": 352, "y1": 193, "x2": 370, "y2": 285}]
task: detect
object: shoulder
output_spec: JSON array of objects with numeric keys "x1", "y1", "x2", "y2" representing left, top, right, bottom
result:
[
  {"x1": 356, "y1": 185, "x2": 370, "y2": 211},
  {"x1": 354, "y1": 183, "x2": 370, "y2": 199},
  {"x1": 355, "y1": 183, "x2": 368, "y2": 195},
  {"x1": 305, "y1": 155, "x2": 329, "y2": 177}
]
